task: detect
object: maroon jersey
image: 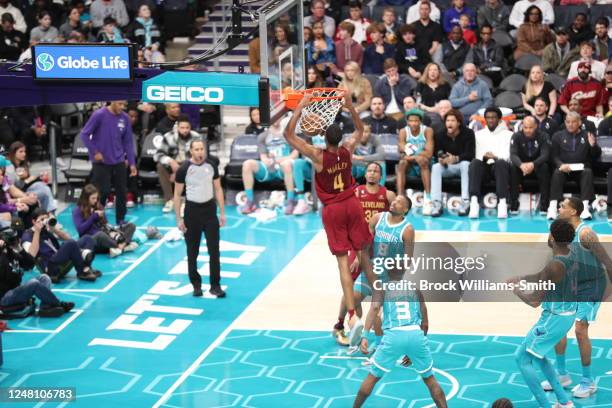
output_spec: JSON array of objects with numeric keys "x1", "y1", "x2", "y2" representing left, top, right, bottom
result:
[
  {"x1": 355, "y1": 185, "x2": 389, "y2": 222},
  {"x1": 315, "y1": 146, "x2": 356, "y2": 205},
  {"x1": 559, "y1": 78, "x2": 606, "y2": 117}
]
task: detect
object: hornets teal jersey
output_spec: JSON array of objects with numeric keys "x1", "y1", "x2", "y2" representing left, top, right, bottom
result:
[
  {"x1": 542, "y1": 252, "x2": 578, "y2": 315},
  {"x1": 373, "y1": 212, "x2": 422, "y2": 330},
  {"x1": 403, "y1": 124, "x2": 427, "y2": 156},
  {"x1": 573, "y1": 223, "x2": 606, "y2": 301}
]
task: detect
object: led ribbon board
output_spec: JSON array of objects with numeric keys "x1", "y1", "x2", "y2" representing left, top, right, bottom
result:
[{"x1": 32, "y1": 43, "x2": 134, "y2": 82}]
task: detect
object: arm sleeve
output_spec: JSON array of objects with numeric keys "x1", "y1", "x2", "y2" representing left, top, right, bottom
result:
[
  {"x1": 13, "y1": 10, "x2": 27, "y2": 33},
  {"x1": 449, "y1": 85, "x2": 469, "y2": 108},
  {"x1": 212, "y1": 161, "x2": 220, "y2": 180},
  {"x1": 509, "y1": 134, "x2": 522, "y2": 167}
]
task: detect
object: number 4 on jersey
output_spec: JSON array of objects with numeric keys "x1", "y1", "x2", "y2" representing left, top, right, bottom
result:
[{"x1": 333, "y1": 173, "x2": 344, "y2": 192}]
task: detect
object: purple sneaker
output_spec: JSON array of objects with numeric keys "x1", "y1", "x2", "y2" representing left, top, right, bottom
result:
[
  {"x1": 284, "y1": 200, "x2": 296, "y2": 215},
  {"x1": 240, "y1": 200, "x2": 257, "y2": 214}
]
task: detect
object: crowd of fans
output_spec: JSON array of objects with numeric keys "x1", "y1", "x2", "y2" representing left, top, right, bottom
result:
[{"x1": 241, "y1": 0, "x2": 612, "y2": 221}]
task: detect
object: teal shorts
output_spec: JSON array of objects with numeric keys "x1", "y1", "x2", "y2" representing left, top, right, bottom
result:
[
  {"x1": 370, "y1": 327, "x2": 433, "y2": 379},
  {"x1": 523, "y1": 310, "x2": 575, "y2": 359},
  {"x1": 576, "y1": 301, "x2": 600, "y2": 323},
  {"x1": 255, "y1": 161, "x2": 285, "y2": 182},
  {"x1": 353, "y1": 272, "x2": 372, "y2": 298}
]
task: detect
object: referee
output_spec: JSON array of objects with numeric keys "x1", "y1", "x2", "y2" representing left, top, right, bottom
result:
[{"x1": 174, "y1": 139, "x2": 226, "y2": 298}]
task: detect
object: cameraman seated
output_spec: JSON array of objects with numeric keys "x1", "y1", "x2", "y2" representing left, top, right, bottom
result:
[
  {"x1": 0, "y1": 228, "x2": 74, "y2": 317},
  {"x1": 153, "y1": 115, "x2": 201, "y2": 213},
  {"x1": 73, "y1": 184, "x2": 138, "y2": 257},
  {"x1": 22, "y1": 209, "x2": 99, "y2": 283}
]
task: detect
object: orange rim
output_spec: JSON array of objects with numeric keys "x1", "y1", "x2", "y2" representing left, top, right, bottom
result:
[{"x1": 283, "y1": 87, "x2": 345, "y2": 110}]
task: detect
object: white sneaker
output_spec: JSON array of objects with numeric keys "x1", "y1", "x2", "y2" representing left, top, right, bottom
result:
[
  {"x1": 123, "y1": 242, "x2": 139, "y2": 252},
  {"x1": 497, "y1": 200, "x2": 508, "y2": 219},
  {"x1": 552, "y1": 402, "x2": 574, "y2": 408},
  {"x1": 348, "y1": 316, "x2": 364, "y2": 347},
  {"x1": 469, "y1": 197, "x2": 479, "y2": 219},
  {"x1": 422, "y1": 199, "x2": 433, "y2": 216},
  {"x1": 292, "y1": 199, "x2": 312, "y2": 215},
  {"x1": 547, "y1": 204, "x2": 558, "y2": 220},
  {"x1": 542, "y1": 374, "x2": 572, "y2": 391},
  {"x1": 163, "y1": 200, "x2": 173, "y2": 213},
  {"x1": 109, "y1": 247, "x2": 123, "y2": 258},
  {"x1": 572, "y1": 381, "x2": 597, "y2": 398},
  {"x1": 580, "y1": 208, "x2": 592, "y2": 220}
]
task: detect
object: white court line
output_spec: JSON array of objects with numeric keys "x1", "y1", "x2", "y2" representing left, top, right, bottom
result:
[
  {"x1": 151, "y1": 231, "x2": 322, "y2": 408},
  {"x1": 607, "y1": 370, "x2": 612, "y2": 375},
  {"x1": 6, "y1": 309, "x2": 84, "y2": 333},
  {"x1": 54, "y1": 232, "x2": 170, "y2": 293},
  {"x1": 319, "y1": 355, "x2": 368, "y2": 360}
]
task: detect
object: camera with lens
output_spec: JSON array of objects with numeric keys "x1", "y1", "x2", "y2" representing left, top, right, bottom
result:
[
  {"x1": 43, "y1": 217, "x2": 58, "y2": 228},
  {"x1": 0, "y1": 228, "x2": 20, "y2": 248}
]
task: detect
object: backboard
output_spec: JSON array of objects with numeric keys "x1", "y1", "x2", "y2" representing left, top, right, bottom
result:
[{"x1": 258, "y1": 0, "x2": 305, "y2": 125}]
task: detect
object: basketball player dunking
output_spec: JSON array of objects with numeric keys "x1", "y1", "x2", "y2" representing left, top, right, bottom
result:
[{"x1": 285, "y1": 94, "x2": 374, "y2": 346}]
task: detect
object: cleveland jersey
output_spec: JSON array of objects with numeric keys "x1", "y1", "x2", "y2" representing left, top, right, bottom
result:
[
  {"x1": 355, "y1": 185, "x2": 389, "y2": 222},
  {"x1": 315, "y1": 146, "x2": 357, "y2": 205}
]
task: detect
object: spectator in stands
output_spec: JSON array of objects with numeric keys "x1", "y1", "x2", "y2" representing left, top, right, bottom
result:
[
  {"x1": 442, "y1": 25, "x2": 471, "y2": 78},
  {"x1": 514, "y1": 6, "x2": 554, "y2": 60},
  {"x1": 443, "y1": 0, "x2": 476, "y2": 33},
  {"x1": 381, "y1": 7, "x2": 399, "y2": 44},
  {"x1": 396, "y1": 109, "x2": 433, "y2": 209},
  {"x1": 412, "y1": 1, "x2": 444, "y2": 64},
  {"x1": 374, "y1": 59, "x2": 415, "y2": 121},
  {"x1": 599, "y1": 96, "x2": 612, "y2": 133},
  {"x1": 339, "y1": 61, "x2": 372, "y2": 119},
  {"x1": 248, "y1": 36, "x2": 260, "y2": 74},
  {"x1": 306, "y1": 20, "x2": 336, "y2": 75},
  {"x1": 334, "y1": 21, "x2": 363, "y2": 73},
  {"x1": 428, "y1": 99, "x2": 452, "y2": 134},
  {"x1": 468, "y1": 107, "x2": 513, "y2": 219},
  {"x1": 155, "y1": 103, "x2": 181, "y2": 134},
  {"x1": 430, "y1": 109, "x2": 474, "y2": 217},
  {"x1": 477, "y1": 0, "x2": 510, "y2": 33},
  {"x1": 80, "y1": 101, "x2": 136, "y2": 226},
  {"x1": 0, "y1": 13, "x2": 26, "y2": 61},
  {"x1": 240, "y1": 120, "x2": 298, "y2": 215},
  {"x1": 509, "y1": 0, "x2": 554, "y2": 31},
  {"x1": 22, "y1": 209, "x2": 99, "y2": 283},
  {"x1": 568, "y1": 41, "x2": 607, "y2": 81},
  {"x1": 59, "y1": 6, "x2": 91, "y2": 41},
  {"x1": 306, "y1": 65, "x2": 328, "y2": 88},
  {"x1": 73, "y1": 184, "x2": 138, "y2": 257},
  {"x1": 521, "y1": 65, "x2": 557, "y2": 116},
  {"x1": 245, "y1": 108, "x2": 265, "y2": 135},
  {"x1": 0, "y1": 159, "x2": 36, "y2": 229},
  {"x1": 397, "y1": 95, "x2": 433, "y2": 128},
  {"x1": 154, "y1": 115, "x2": 200, "y2": 213},
  {"x1": 363, "y1": 23, "x2": 395, "y2": 75},
  {"x1": 547, "y1": 111, "x2": 601, "y2": 220},
  {"x1": 6, "y1": 142, "x2": 55, "y2": 213},
  {"x1": 90, "y1": 0, "x2": 129, "y2": 29},
  {"x1": 0, "y1": 0, "x2": 26, "y2": 33},
  {"x1": 533, "y1": 97, "x2": 559, "y2": 137},
  {"x1": 270, "y1": 23, "x2": 293, "y2": 64},
  {"x1": 351, "y1": 124, "x2": 386, "y2": 184},
  {"x1": 415, "y1": 62, "x2": 451, "y2": 119},
  {"x1": 568, "y1": 13, "x2": 594, "y2": 49},
  {"x1": 127, "y1": 5, "x2": 163, "y2": 62},
  {"x1": 449, "y1": 63, "x2": 493, "y2": 119},
  {"x1": 559, "y1": 61, "x2": 605, "y2": 117},
  {"x1": 0, "y1": 229, "x2": 75, "y2": 317},
  {"x1": 364, "y1": 96, "x2": 398, "y2": 134},
  {"x1": 395, "y1": 23, "x2": 429, "y2": 79},
  {"x1": 337, "y1": 1, "x2": 370, "y2": 45},
  {"x1": 30, "y1": 11, "x2": 58, "y2": 43},
  {"x1": 560, "y1": 98, "x2": 598, "y2": 134},
  {"x1": 303, "y1": 0, "x2": 335, "y2": 39},
  {"x1": 593, "y1": 17, "x2": 612, "y2": 61},
  {"x1": 509, "y1": 116, "x2": 550, "y2": 214},
  {"x1": 458, "y1": 14, "x2": 477, "y2": 46},
  {"x1": 406, "y1": 0, "x2": 440, "y2": 25},
  {"x1": 470, "y1": 24, "x2": 505, "y2": 85},
  {"x1": 542, "y1": 26, "x2": 580, "y2": 77},
  {"x1": 97, "y1": 16, "x2": 125, "y2": 43}
]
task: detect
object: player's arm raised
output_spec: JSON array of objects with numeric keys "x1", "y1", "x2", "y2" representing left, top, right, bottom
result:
[
  {"x1": 580, "y1": 227, "x2": 612, "y2": 283},
  {"x1": 284, "y1": 94, "x2": 320, "y2": 163},
  {"x1": 343, "y1": 93, "x2": 364, "y2": 154}
]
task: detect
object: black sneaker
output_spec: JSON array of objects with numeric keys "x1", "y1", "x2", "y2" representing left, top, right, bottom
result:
[
  {"x1": 60, "y1": 302, "x2": 75, "y2": 312},
  {"x1": 91, "y1": 269, "x2": 102, "y2": 278},
  {"x1": 209, "y1": 286, "x2": 226, "y2": 298},
  {"x1": 193, "y1": 287, "x2": 203, "y2": 297},
  {"x1": 510, "y1": 202, "x2": 520, "y2": 215},
  {"x1": 38, "y1": 306, "x2": 64, "y2": 317},
  {"x1": 77, "y1": 271, "x2": 97, "y2": 281},
  {"x1": 49, "y1": 274, "x2": 61, "y2": 284}
]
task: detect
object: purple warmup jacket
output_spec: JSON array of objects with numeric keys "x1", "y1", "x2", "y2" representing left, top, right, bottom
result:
[
  {"x1": 80, "y1": 107, "x2": 136, "y2": 166},
  {"x1": 72, "y1": 206, "x2": 101, "y2": 237}
]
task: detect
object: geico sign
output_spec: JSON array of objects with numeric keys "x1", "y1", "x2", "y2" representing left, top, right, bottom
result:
[{"x1": 146, "y1": 85, "x2": 224, "y2": 103}]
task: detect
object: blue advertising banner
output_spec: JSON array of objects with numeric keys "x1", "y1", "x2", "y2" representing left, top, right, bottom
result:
[
  {"x1": 32, "y1": 44, "x2": 134, "y2": 81},
  {"x1": 141, "y1": 71, "x2": 261, "y2": 106}
]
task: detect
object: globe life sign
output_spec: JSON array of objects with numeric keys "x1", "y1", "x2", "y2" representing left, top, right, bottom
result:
[{"x1": 33, "y1": 44, "x2": 134, "y2": 82}]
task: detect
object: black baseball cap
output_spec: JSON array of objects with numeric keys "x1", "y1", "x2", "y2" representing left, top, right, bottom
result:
[{"x1": 555, "y1": 26, "x2": 569, "y2": 36}]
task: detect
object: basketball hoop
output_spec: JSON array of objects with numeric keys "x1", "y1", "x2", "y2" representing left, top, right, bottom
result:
[{"x1": 284, "y1": 88, "x2": 345, "y2": 135}]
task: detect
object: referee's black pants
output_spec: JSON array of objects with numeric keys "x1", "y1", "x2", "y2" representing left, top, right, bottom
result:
[
  {"x1": 184, "y1": 200, "x2": 221, "y2": 289},
  {"x1": 92, "y1": 162, "x2": 127, "y2": 223}
]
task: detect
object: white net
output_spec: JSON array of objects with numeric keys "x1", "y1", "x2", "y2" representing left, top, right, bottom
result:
[{"x1": 298, "y1": 88, "x2": 344, "y2": 135}]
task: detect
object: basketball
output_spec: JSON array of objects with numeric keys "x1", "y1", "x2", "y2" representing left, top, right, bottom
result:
[{"x1": 300, "y1": 111, "x2": 325, "y2": 136}]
